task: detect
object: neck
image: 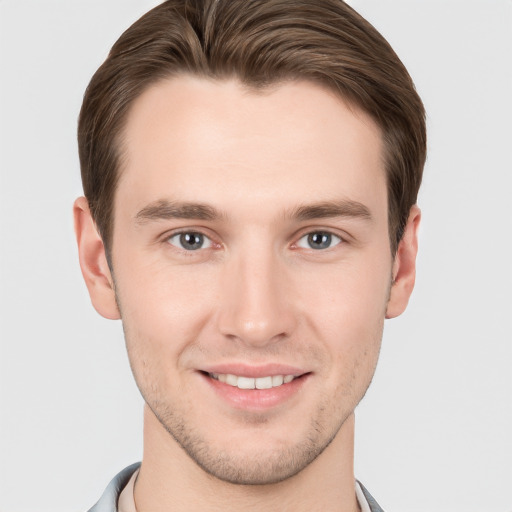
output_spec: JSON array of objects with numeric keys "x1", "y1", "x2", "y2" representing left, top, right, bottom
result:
[{"x1": 134, "y1": 406, "x2": 360, "y2": 512}]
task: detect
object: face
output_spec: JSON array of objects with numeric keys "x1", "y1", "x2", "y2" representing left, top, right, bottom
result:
[{"x1": 78, "y1": 76, "x2": 415, "y2": 485}]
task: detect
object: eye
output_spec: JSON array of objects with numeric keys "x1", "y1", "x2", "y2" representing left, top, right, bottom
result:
[
  {"x1": 167, "y1": 231, "x2": 212, "y2": 251},
  {"x1": 296, "y1": 231, "x2": 342, "y2": 250}
]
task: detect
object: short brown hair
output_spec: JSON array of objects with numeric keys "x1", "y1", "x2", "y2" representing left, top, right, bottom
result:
[{"x1": 78, "y1": 0, "x2": 426, "y2": 256}]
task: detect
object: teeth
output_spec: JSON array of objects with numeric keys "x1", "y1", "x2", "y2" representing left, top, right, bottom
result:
[
  {"x1": 255, "y1": 376, "x2": 272, "y2": 389},
  {"x1": 272, "y1": 375, "x2": 284, "y2": 387},
  {"x1": 209, "y1": 373, "x2": 298, "y2": 389},
  {"x1": 237, "y1": 376, "x2": 255, "y2": 389},
  {"x1": 225, "y1": 374, "x2": 238, "y2": 386}
]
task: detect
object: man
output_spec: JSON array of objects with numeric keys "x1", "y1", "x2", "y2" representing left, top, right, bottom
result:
[{"x1": 74, "y1": 0, "x2": 426, "y2": 510}]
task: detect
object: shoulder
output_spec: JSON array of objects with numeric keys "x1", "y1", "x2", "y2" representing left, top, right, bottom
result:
[
  {"x1": 87, "y1": 462, "x2": 141, "y2": 512},
  {"x1": 357, "y1": 480, "x2": 386, "y2": 512}
]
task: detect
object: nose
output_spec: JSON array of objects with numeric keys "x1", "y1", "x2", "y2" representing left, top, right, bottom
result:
[{"x1": 217, "y1": 249, "x2": 297, "y2": 348}]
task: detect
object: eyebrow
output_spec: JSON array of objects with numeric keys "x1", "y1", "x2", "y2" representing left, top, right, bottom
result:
[
  {"x1": 135, "y1": 199, "x2": 222, "y2": 224},
  {"x1": 288, "y1": 200, "x2": 373, "y2": 222},
  {"x1": 134, "y1": 198, "x2": 372, "y2": 224}
]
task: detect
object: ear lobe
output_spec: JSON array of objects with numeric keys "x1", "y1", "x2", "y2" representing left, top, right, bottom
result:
[
  {"x1": 73, "y1": 197, "x2": 120, "y2": 320},
  {"x1": 386, "y1": 205, "x2": 421, "y2": 319}
]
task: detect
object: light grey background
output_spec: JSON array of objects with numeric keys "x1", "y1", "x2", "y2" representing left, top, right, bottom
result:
[{"x1": 1, "y1": 1, "x2": 511, "y2": 511}]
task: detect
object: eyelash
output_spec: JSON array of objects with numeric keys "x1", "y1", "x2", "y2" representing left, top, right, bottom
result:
[
  {"x1": 164, "y1": 229, "x2": 345, "y2": 253},
  {"x1": 165, "y1": 230, "x2": 216, "y2": 252},
  {"x1": 295, "y1": 231, "x2": 343, "y2": 251}
]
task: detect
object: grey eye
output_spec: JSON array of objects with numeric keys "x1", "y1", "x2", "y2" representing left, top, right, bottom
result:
[
  {"x1": 297, "y1": 231, "x2": 342, "y2": 250},
  {"x1": 168, "y1": 232, "x2": 212, "y2": 251}
]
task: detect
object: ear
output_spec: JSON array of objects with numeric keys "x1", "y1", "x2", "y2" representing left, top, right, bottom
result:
[
  {"x1": 386, "y1": 205, "x2": 421, "y2": 319},
  {"x1": 73, "y1": 197, "x2": 120, "y2": 320}
]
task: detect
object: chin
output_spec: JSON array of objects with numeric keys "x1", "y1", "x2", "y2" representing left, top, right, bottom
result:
[
  {"x1": 178, "y1": 439, "x2": 328, "y2": 486},
  {"x1": 151, "y1": 400, "x2": 345, "y2": 486}
]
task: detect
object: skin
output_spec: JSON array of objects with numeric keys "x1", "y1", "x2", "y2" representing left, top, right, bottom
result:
[{"x1": 74, "y1": 76, "x2": 420, "y2": 511}]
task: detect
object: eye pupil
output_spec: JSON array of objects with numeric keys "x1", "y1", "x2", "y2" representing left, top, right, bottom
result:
[
  {"x1": 180, "y1": 232, "x2": 204, "y2": 250},
  {"x1": 308, "y1": 232, "x2": 331, "y2": 249}
]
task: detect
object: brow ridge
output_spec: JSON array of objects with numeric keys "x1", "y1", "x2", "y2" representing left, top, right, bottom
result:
[
  {"x1": 289, "y1": 200, "x2": 372, "y2": 222},
  {"x1": 134, "y1": 198, "x2": 372, "y2": 225},
  {"x1": 135, "y1": 199, "x2": 220, "y2": 223}
]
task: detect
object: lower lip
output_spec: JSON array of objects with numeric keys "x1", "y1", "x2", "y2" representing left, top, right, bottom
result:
[{"x1": 200, "y1": 372, "x2": 310, "y2": 410}]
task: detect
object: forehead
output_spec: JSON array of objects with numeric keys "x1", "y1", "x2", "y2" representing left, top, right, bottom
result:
[{"x1": 117, "y1": 75, "x2": 386, "y2": 220}]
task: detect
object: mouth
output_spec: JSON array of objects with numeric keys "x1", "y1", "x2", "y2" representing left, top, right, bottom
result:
[
  {"x1": 199, "y1": 367, "x2": 310, "y2": 410},
  {"x1": 197, "y1": 364, "x2": 310, "y2": 409},
  {"x1": 208, "y1": 372, "x2": 300, "y2": 390}
]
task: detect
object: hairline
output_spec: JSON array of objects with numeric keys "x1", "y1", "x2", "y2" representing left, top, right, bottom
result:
[{"x1": 106, "y1": 72, "x2": 393, "y2": 259}]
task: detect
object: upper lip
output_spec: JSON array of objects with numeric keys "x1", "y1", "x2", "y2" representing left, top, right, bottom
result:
[{"x1": 199, "y1": 363, "x2": 308, "y2": 378}]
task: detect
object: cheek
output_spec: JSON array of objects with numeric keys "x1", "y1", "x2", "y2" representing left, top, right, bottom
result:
[
  {"x1": 114, "y1": 258, "x2": 219, "y2": 369},
  {"x1": 296, "y1": 254, "x2": 391, "y2": 330},
  {"x1": 294, "y1": 255, "x2": 390, "y2": 377}
]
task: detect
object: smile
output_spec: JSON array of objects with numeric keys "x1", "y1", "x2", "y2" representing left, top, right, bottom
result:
[{"x1": 209, "y1": 373, "x2": 298, "y2": 390}]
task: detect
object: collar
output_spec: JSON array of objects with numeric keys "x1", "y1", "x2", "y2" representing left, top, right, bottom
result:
[{"x1": 117, "y1": 468, "x2": 378, "y2": 512}]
